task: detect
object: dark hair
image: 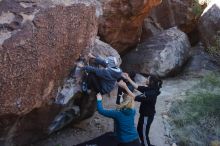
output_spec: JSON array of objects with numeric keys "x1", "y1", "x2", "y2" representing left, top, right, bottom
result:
[
  {"x1": 148, "y1": 75, "x2": 162, "y2": 90},
  {"x1": 140, "y1": 73, "x2": 150, "y2": 78},
  {"x1": 128, "y1": 71, "x2": 136, "y2": 80}
]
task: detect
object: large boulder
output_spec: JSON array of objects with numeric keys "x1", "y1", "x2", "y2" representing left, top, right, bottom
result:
[
  {"x1": 198, "y1": 0, "x2": 220, "y2": 63},
  {"x1": 98, "y1": 0, "x2": 162, "y2": 53},
  {"x1": 0, "y1": 0, "x2": 101, "y2": 145},
  {"x1": 122, "y1": 27, "x2": 191, "y2": 77},
  {"x1": 92, "y1": 38, "x2": 122, "y2": 66},
  {"x1": 142, "y1": 0, "x2": 207, "y2": 42}
]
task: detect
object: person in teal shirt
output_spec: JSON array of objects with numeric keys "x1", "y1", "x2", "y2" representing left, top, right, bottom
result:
[{"x1": 96, "y1": 93, "x2": 141, "y2": 146}]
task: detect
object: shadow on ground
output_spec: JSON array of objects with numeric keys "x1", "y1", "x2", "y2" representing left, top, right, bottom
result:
[{"x1": 75, "y1": 132, "x2": 118, "y2": 146}]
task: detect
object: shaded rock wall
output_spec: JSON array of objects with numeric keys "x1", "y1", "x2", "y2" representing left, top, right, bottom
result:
[
  {"x1": 183, "y1": 43, "x2": 220, "y2": 76},
  {"x1": 142, "y1": 0, "x2": 206, "y2": 43},
  {"x1": 0, "y1": 0, "x2": 100, "y2": 145},
  {"x1": 98, "y1": 0, "x2": 161, "y2": 53},
  {"x1": 198, "y1": 0, "x2": 220, "y2": 63},
  {"x1": 149, "y1": 0, "x2": 196, "y2": 32}
]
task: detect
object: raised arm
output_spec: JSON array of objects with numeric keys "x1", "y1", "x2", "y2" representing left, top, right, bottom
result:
[
  {"x1": 96, "y1": 93, "x2": 118, "y2": 118},
  {"x1": 88, "y1": 53, "x2": 107, "y2": 67},
  {"x1": 117, "y1": 80, "x2": 154, "y2": 102},
  {"x1": 117, "y1": 80, "x2": 136, "y2": 98},
  {"x1": 135, "y1": 87, "x2": 160, "y2": 102},
  {"x1": 122, "y1": 73, "x2": 138, "y2": 89}
]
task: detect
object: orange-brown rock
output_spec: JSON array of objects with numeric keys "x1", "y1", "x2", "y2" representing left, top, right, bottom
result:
[
  {"x1": 98, "y1": 0, "x2": 161, "y2": 53},
  {"x1": 0, "y1": 0, "x2": 100, "y2": 145},
  {"x1": 142, "y1": 0, "x2": 206, "y2": 41},
  {"x1": 0, "y1": 0, "x2": 99, "y2": 116}
]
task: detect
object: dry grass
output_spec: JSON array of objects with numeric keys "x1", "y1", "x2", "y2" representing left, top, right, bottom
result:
[{"x1": 169, "y1": 73, "x2": 220, "y2": 146}]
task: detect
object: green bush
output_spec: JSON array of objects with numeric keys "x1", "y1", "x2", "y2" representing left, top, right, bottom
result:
[
  {"x1": 169, "y1": 73, "x2": 220, "y2": 146},
  {"x1": 192, "y1": 0, "x2": 203, "y2": 18}
]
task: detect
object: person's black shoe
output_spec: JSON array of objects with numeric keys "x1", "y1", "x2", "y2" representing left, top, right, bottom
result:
[{"x1": 81, "y1": 81, "x2": 88, "y2": 95}]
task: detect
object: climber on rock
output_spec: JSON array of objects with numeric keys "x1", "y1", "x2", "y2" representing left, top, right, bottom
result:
[{"x1": 77, "y1": 53, "x2": 122, "y2": 95}]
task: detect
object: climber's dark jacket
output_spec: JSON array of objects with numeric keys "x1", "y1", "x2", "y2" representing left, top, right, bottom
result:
[{"x1": 83, "y1": 56, "x2": 122, "y2": 94}]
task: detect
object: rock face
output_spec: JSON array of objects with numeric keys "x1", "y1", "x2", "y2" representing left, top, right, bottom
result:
[
  {"x1": 183, "y1": 43, "x2": 220, "y2": 76},
  {"x1": 140, "y1": 17, "x2": 163, "y2": 41},
  {"x1": 198, "y1": 0, "x2": 220, "y2": 62},
  {"x1": 92, "y1": 38, "x2": 122, "y2": 66},
  {"x1": 142, "y1": 0, "x2": 205, "y2": 41},
  {"x1": 122, "y1": 27, "x2": 191, "y2": 77},
  {"x1": 0, "y1": 0, "x2": 100, "y2": 145},
  {"x1": 98, "y1": 0, "x2": 162, "y2": 53}
]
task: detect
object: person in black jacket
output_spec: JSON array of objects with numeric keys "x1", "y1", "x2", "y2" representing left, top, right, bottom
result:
[{"x1": 118, "y1": 74, "x2": 162, "y2": 146}]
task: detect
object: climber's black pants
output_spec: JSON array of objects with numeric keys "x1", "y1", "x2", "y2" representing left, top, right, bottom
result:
[
  {"x1": 137, "y1": 115, "x2": 154, "y2": 146},
  {"x1": 87, "y1": 73, "x2": 103, "y2": 95}
]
